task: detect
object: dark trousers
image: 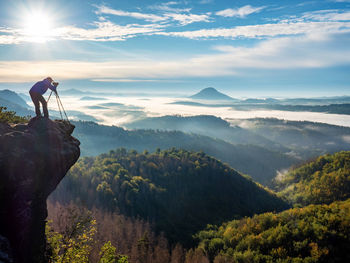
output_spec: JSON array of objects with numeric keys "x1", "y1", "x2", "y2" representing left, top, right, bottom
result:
[{"x1": 29, "y1": 91, "x2": 48, "y2": 118}]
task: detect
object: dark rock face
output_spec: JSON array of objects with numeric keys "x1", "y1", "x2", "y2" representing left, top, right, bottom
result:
[
  {"x1": 0, "y1": 117, "x2": 80, "y2": 263},
  {"x1": 0, "y1": 235, "x2": 13, "y2": 263}
]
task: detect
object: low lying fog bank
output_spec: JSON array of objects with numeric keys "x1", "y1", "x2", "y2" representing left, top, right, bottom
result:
[{"x1": 53, "y1": 95, "x2": 350, "y2": 127}]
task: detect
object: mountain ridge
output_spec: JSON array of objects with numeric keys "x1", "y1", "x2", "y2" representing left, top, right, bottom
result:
[
  {"x1": 0, "y1": 89, "x2": 28, "y2": 107},
  {"x1": 190, "y1": 87, "x2": 235, "y2": 100}
]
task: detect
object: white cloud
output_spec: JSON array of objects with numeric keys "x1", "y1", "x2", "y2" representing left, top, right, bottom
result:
[
  {"x1": 199, "y1": 0, "x2": 213, "y2": 4},
  {"x1": 302, "y1": 10, "x2": 350, "y2": 21},
  {"x1": 0, "y1": 27, "x2": 23, "y2": 44},
  {"x1": 95, "y1": 5, "x2": 165, "y2": 22},
  {"x1": 56, "y1": 21, "x2": 163, "y2": 41},
  {"x1": 216, "y1": 5, "x2": 265, "y2": 18},
  {"x1": 1, "y1": 30, "x2": 350, "y2": 83},
  {"x1": 296, "y1": 1, "x2": 317, "y2": 7},
  {"x1": 165, "y1": 13, "x2": 211, "y2": 25},
  {"x1": 95, "y1": 5, "x2": 210, "y2": 25},
  {"x1": 157, "y1": 21, "x2": 350, "y2": 39},
  {"x1": 200, "y1": 33, "x2": 350, "y2": 69},
  {"x1": 149, "y1": 2, "x2": 191, "y2": 13},
  {"x1": 0, "y1": 21, "x2": 164, "y2": 44},
  {"x1": 0, "y1": 34, "x2": 20, "y2": 45},
  {"x1": 1, "y1": 9, "x2": 350, "y2": 44}
]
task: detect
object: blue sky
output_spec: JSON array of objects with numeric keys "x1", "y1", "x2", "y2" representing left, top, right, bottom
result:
[{"x1": 0, "y1": 0, "x2": 350, "y2": 97}]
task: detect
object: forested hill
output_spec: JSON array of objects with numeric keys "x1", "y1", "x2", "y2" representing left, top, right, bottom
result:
[
  {"x1": 276, "y1": 151, "x2": 350, "y2": 206},
  {"x1": 193, "y1": 199, "x2": 350, "y2": 262},
  {"x1": 50, "y1": 148, "x2": 289, "y2": 246},
  {"x1": 188, "y1": 151, "x2": 350, "y2": 262},
  {"x1": 71, "y1": 121, "x2": 296, "y2": 186}
]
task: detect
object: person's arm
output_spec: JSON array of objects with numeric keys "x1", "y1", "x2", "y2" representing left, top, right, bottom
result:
[{"x1": 48, "y1": 81, "x2": 59, "y2": 92}]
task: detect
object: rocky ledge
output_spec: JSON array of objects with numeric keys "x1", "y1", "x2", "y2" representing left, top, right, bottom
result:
[{"x1": 0, "y1": 117, "x2": 80, "y2": 263}]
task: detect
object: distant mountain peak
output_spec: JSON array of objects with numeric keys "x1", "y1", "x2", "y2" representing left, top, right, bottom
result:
[
  {"x1": 190, "y1": 87, "x2": 234, "y2": 100},
  {"x1": 60, "y1": 88, "x2": 84, "y2": 95},
  {"x1": 203, "y1": 87, "x2": 217, "y2": 92},
  {"x1": 0, "y1": 89, "x2": 28, "y2": 108}
]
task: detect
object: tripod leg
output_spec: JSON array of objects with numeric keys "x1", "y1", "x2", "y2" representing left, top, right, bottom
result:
[
  {"x1": 57, "y1": 94, "x2": 69, "y2": 121},
  {"x1": 56, "y1": 94, "x2": 63, "y2": 119},
  {"x1": 47, "y1": 91, "x2": 52, "y2": 103}
]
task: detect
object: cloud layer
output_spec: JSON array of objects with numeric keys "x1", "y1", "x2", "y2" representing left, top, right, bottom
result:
[
  {"x1": 157, "y1": 21, "x2": 350, "y2": 39},
  {"x1": 216, "y1": 5, "x2": 265, "y2": 18},
  {"x1": 1, "y1": 6, "x2": 350, "y2": 44},
  {"x1": 96, "y1": 4, "x2": 211, "y2": 25},
  {"x1": 1, "y1": 30, "x2": 349, "y2": 83},
  {"x1": 1, "y1": 4, "x2": 350, "y2": 85}
]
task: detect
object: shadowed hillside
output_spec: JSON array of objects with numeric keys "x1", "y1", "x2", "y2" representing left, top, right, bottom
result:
[
  {"x1": 126, "y1": 115, "x2": 287, "y2": 152},
  {"x1": 50, "y1": 148, "x2": 289, "y2": 246},
  {"x1": 72, "y1": 121, "x2": 296, "y2": 186}
]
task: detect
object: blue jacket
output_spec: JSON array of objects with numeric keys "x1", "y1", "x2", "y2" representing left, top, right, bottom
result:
[{"x1": 30, "y1": 79, "x2": 57, "y2": 95}]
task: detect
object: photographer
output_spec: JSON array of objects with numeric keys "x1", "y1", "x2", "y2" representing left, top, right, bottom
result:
[{"x1": 29, "y1": 77, "x2": 59, "y2": 118}]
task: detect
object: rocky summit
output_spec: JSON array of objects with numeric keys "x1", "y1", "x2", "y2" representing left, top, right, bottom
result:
[{"x1": 0, "y1": 117, "x2": 80, "y2": 263}]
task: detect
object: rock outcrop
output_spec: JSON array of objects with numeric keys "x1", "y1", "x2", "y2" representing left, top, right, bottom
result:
[{"x1": 0, "y1": 117, "x2": 80, "y2": 263}]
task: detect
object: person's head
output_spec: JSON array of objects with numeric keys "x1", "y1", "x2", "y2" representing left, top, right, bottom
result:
[{"x1": 45, "y1": 77, "x2": 53, "y2": 83}]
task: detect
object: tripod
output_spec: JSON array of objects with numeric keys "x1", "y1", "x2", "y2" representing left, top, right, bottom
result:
[{"x1": 47, "y1": 91, "x2": 69, "y2": 122}]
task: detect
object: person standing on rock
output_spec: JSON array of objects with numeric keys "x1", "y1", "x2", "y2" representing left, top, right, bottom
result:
[{"x1": 29, "y1": 77, "x2": 59, "y2": 118}]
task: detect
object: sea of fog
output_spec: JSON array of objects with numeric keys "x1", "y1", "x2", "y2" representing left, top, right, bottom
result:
[{"x1": 52, "y1": 95, "x2": 350, "y2": 128}]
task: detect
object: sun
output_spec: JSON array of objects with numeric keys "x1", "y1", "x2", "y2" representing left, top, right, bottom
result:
[{"x1": 23, "y1": 11, "x2": 53, "y2": 43}]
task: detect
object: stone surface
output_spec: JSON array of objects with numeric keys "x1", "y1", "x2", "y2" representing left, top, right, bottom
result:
[
  {"x1": 0, "y1": 117, "x2": 80, "y2": 263},
  {"x1": 0, "y1": 235, "x2": 13, "y2": 263}
]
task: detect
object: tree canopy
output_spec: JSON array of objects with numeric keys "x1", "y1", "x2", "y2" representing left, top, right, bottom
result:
[
  {"x1": 51, "y1": 148, "x2": 288, "y2": 246},
  {"x1": 194, "y1": 198, "x2": 350, "y2": 263},
  {"x1": 276, "y1": 151, "x2": 350, "y2": 206},
  {"x1": 0, "y1": 106, "x2": 29, "y2": 123}
]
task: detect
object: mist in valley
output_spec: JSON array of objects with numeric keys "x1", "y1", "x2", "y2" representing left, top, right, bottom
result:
[{"x1": 46, "y1": 91, "x2": 350, "y2": 128}]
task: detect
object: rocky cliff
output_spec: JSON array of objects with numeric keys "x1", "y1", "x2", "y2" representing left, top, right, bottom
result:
[{"x1": 0, "y1": 117, "x2": 80, "y2": 263}]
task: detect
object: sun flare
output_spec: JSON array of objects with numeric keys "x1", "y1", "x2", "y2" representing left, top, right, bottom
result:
[{"x1": 23, "y1": 11, "x2": 53, "y2": 42}]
